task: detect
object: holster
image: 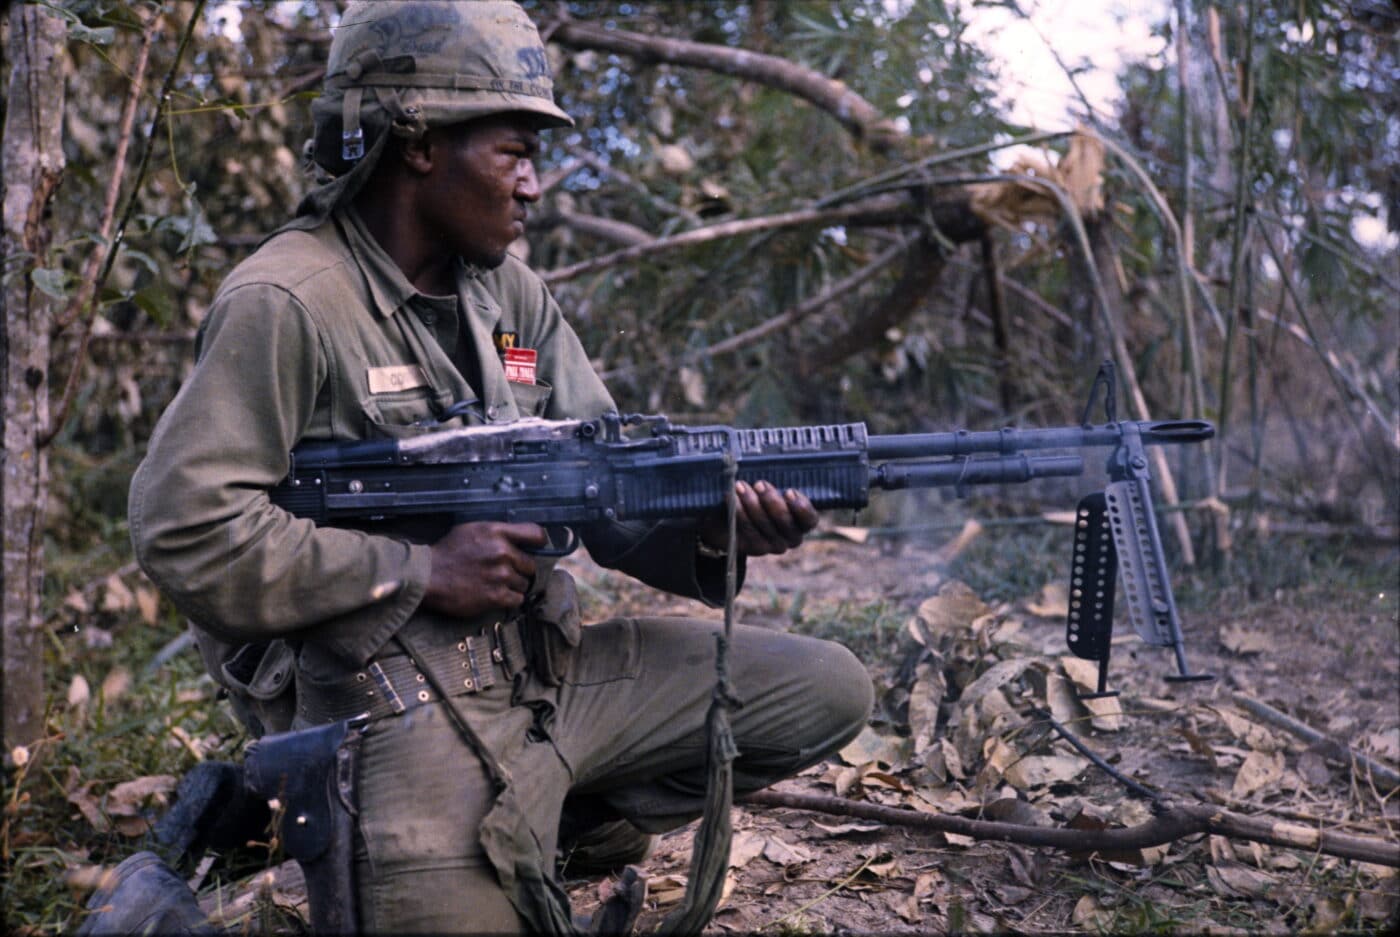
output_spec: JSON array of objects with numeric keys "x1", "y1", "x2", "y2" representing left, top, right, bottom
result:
[
  {"x1": 245, "y1": 716, "x2": 365, "y2": 935},
  {"x1": 522, "y1": 568, "x2": 583, "y2": 686}
]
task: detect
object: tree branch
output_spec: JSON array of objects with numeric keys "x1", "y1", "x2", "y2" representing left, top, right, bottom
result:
[
  {"x1": 545, "y1": 17, "x2": 905, "y2": 150},
  {"x1": 701, "y1": 235, "x2": 914, "y2": 360},
  {"x1": 739, "y1": 790, "x2": 1400, "y2": 868},
  {"x1": 796, "y1": 235, "x2": 947, "y2": 377},
  {"x1": 540, "y1": 194, "x2": 914, "y2": 285},
  {"x1": 52, "y1": 11, "x2": 158, "y2": 334},
  {"x1": 42, "y1": 1, "x2": 207, "y2": 448},
  {"x1": 534, "y1": 208, "x2": 654, "y2": 248}
]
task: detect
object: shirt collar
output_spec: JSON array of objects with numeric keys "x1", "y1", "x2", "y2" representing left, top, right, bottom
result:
[
  {"x1": 336, "y1": 206, "x2": 493, "y2": 318},
  {"x1": 337, "y1": 206, "x2": 419, "y2": 319}
]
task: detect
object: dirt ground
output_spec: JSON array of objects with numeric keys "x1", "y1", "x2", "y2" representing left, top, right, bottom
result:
[{"x1": 558, "y1": 529, "x2": 1400, "y2": 934}]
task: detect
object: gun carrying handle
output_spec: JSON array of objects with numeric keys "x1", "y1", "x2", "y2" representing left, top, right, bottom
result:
[{"x1": 1140, "y1": 419, "x2": 1215, "y2": 443}]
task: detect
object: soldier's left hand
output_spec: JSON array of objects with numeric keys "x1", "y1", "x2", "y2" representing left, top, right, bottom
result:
[{"x1": 700, "y1": 481, "x2": 819, "y2": 557}]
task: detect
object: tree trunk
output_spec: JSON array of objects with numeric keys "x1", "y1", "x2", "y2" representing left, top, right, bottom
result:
[{"x1": 2, "y1": 2, "x2": 67, "y2": 755}]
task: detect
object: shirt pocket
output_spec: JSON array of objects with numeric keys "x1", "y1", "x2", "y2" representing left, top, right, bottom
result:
[
  {"x1": 507, "y1": 379, "x2": 552, "y2": 418},
  {"x1": 360, "y1": 387, "x2": 455, "y2": 439}
]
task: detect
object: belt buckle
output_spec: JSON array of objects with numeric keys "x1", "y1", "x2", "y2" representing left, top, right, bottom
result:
[
  {"x1": 367, "y1": 661, "x2": 407, "y2": 715},
  {"x1": 462, "y1": 634, "x2": 497, "y2": 693}
]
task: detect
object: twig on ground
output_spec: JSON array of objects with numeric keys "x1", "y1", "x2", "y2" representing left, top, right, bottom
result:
[
  {"x1": 1031, "y1": 708, "x2": 1160, "y2": 801},
  {"x1": 1196, "y1": 786, "x2": 1397, "y2": 838},
  {"x1": 1233, "y1": 693, "x2": 1400, "y2": 792},
  {"x1": 739, "y1": 789, "x2": 1400, "y2": 867},
  {"x1": 758, "y1": 853, "x2": 875, "y2": 932}
]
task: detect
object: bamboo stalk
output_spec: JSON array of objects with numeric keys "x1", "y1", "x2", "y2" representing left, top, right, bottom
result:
[
  {"x1": 1175, "y1": 0, "x2": 1201, "y2": 435},
  {"x1": 1214, "y1": 0, "x2": 1260, "y2": 502}
]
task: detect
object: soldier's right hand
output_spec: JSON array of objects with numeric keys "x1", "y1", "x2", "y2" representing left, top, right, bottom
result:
[{"x1": 421, "y1": 521, "x2": 548, "y2": 618}]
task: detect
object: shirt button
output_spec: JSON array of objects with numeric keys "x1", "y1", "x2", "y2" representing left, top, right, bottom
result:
[{"x1": 420, "y1": 311, "x2": 437, "y2": 326}]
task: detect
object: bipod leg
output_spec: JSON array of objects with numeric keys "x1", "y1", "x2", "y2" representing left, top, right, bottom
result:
[
  {"x1": 1066, "y1": 492, "x2": 1120, "y2": 700},
  {"x1": 1103, "y1": 477, "x2": 1214, "y2": 684}
]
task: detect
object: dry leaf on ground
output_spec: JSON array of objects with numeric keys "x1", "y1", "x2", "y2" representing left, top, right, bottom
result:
[
  {"x1": 1231, "y1": 750, "x2": 1286, "y2": 799},
  {"x1": 838, "y1": 726, "x2": 905, "y2": 770},
  {"x1": 1221, "y1": 623, "x2": 1272, "y2": 655},
  {"x1": 913, "y1": 581, "x2": 991, "y2": 645},
  {"x1": 1026, "y1": 582, "x2": 1069, "y2": 618}
]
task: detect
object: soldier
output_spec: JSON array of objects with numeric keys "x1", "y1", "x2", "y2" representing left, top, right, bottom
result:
[{"x1": 121, "y1": 2, "x2": 872, "y2": 933}]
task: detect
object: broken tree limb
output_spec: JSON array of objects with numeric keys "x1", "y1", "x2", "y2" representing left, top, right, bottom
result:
[
  {"x1": 701, "y1": 235, "x2": 914, "y2": 360},
  {"x1": 796, "y1": 235, "x2": 947, "y2": 377},
  {"x1": 534, "y1": 209, "x2": 654, "y2": 248},
  {"x1": 199, "y1": 860, "x2": 306, "y2": 929},
  {"x1": 544, "y1": 17, "x2": 905, "y2": 150},
  {"x1": 1233, "y1": 693, "x2": 1400, "y2": 792},
  {"x1": 541, "y1": 194, "x2": 915, "y2": 285},
  {"x1": 738, "y1": 790, "x2": 1400, "y2": 867}
]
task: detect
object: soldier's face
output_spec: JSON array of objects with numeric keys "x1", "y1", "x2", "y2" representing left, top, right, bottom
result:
[{"x1": 421, "y1": 115, "x2": 542, "y2": 268}]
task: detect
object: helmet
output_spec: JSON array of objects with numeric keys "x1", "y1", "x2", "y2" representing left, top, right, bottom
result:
[{"x1": 309, "y1": 1, "x2": 572, "y2": 176}]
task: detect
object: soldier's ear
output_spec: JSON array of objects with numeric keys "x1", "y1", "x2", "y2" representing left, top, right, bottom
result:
[{"x1": 398, "y1": 132, "x2": 435, "y2": 175}]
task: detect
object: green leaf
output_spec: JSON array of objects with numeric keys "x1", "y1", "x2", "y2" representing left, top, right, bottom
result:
[
  {"x1": 68, "y1": 23, "x2": 117, "y2": 46},
  {"x1": 31, "y1": 267, "x2": 72, "y2": 300},
  {"x1": 131, "y1": 287, "x2": 175, "y2": 326},
  {"x1": 122, "y1": 248, "x2": 161, "y2": 277}
]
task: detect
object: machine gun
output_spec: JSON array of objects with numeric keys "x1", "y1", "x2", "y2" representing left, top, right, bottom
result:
[{"x1": 269, "y1": 366, "x2": 1214, "y2": 693}]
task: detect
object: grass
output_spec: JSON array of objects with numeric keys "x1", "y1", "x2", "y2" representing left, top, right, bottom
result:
[{"x1": 2, "y1": 583, "x2": 249, "y2": 934}]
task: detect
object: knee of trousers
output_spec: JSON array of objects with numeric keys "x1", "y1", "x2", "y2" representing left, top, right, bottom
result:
[
  {"x1": 803, "y1": 639, "x2": 875, "y2": 750},
  {"x1": 746, "y1": 636, "x2": 873, "y2": 767}
]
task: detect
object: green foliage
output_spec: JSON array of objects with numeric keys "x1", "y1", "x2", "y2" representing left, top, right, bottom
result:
[{"x1": 532, "y1": 0, "x2": 1016, "y2": 426}]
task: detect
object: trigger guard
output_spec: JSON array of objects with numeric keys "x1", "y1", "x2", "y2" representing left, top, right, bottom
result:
[{"x1": 529, "y1": 526, "x2": 579, "y2": 557}]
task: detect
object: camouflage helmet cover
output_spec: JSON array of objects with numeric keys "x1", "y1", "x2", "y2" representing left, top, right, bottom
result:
[{"x1": 311, "y1": 1, "x2": 571, "y2": 173}]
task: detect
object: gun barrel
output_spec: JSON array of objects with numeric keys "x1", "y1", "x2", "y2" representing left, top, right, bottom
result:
[
  {"x1": 872, "y1": 454, "x2": 1084, "y2": 490},
  {"x1": 866, "y1": 419, "x2": 1214, "y2": 461}
]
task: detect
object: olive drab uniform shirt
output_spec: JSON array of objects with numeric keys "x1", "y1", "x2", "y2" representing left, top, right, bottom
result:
[{"x1": 130, "y1": 208, "x2": 729, "y2": 704}]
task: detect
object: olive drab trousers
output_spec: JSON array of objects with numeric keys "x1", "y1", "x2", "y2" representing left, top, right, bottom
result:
[{"x1": 343, "y1": 617, "x2": 873, "y2": 934}]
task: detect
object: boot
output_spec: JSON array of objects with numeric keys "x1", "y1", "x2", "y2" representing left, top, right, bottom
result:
[
  {"x1": 559, "y1": 816, "x2": 655, "y2": 877},
  {"x1": 76, "y1": 851, "x2": 213, "y2": 936}
]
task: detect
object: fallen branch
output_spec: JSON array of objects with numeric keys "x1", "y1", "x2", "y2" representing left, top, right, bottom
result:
[
  {"x1": 541, "y1": 195, "x2": 913, "y2": 285},
  {"x1": 738, "y1": 789, "x2": 1400, "y2": 867},
  {"x1": 797, "y1": 235, "x2": 946, "y2": 376},
  {"x1": 545, "y1": 17, "x2": 905, "y2": 149},
  {"x1": 700, "y1": 235, "x2": 913, "y2": 360},
  {"x1": 1233, "y1": 693, "x2": 1400, "y2": 792}
]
